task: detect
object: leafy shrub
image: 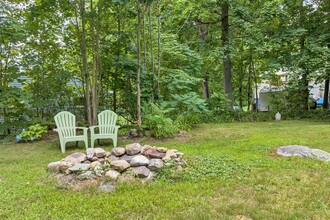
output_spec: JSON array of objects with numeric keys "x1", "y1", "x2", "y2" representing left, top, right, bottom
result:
[
  {"x1": 174, "y1": 113, "x2": 203, "y2": 131},
  {"x1": 16, "y1": 124, "x2": 47, "y2": 142},
  {"x1": 142, "y1": 103, "x2": 177, "y2": 138}
]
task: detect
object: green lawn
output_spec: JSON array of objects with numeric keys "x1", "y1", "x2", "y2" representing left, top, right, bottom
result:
[{"x1": 1, "y1": 121, "x2": 330, "y2": 219}]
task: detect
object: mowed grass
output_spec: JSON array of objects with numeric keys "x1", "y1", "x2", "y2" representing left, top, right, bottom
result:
[{"x1": 1, "y1": 120, "x2": 330, "y2": 219}]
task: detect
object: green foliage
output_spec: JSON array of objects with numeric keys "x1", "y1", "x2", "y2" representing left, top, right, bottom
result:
[
  {"x1": 0, "y1": 88, "x2": 33, "y2": 133},
  {"x1": 156, "y1": 155, "x2": 251, "y2": 182},
  {"x1": 17, "y1": 124, "x2": 47, "y2": 142},
  {"x1": 142, "y1": 103, "x2": 177, "y2": 138},
  {"x1": 174, "y1": 113, "x2": 203, "y2": 131}
]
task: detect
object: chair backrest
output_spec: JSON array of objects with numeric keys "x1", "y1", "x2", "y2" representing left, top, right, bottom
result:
[
  {"x1": 54, "y1": 111, "x2": 76, "y2": 137},
  {"x1": 98, "y1": 110, "x2": 118, "y2": 134}
]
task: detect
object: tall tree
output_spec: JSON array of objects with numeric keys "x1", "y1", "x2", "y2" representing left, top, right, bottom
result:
[
  {"x1": 221, "y1": 1, "x2": 233, "y2": 109},
  {"x1": 136, "y1": 0, "x2": 142, "y2": 127}
]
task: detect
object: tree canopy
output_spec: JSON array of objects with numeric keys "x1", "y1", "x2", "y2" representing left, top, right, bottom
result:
[{"x1": 0, "y1": 0, "x2": 329, "y2": 136}]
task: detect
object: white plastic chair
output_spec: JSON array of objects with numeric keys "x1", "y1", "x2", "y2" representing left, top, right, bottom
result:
[{"x1": 89, "y1": 110, "x2": 120, "y2": 148}]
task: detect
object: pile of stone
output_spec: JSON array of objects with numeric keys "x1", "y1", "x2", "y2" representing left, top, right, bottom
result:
[{"x1": 47, "y1": 143, "x2": 185, "y2": 185}]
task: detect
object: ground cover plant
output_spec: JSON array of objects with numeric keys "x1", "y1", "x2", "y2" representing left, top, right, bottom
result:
[{"x1": 1, "y1": 120, "x2": 330, "y2": 219}]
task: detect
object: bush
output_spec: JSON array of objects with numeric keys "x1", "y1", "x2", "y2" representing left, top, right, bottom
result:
[
  {"x1": 16, "y1": 124, "x2": 47, "y2": 142},
  {"x1": 174, "y1": 113, "x2": 203, "y2": 131},
  {"x1": 143, "y1": 103, "x2": 177, "y2": 138}
]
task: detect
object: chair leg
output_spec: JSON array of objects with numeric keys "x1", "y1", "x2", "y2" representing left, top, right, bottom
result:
[
  {"x1": 91, "y1": 138, "x2": 95, "y2": 148},
  {"x1": 113, "y1": 137, "x2": 117, "y2": 148},
  {"x1": 61, "y1": 141, "x2": 66, "y2": 153},
  {"x1": 84, "y1": 140, "x2": 88, "y2": 150}
]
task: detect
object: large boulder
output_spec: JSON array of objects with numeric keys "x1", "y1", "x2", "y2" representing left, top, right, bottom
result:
[
  {"x1": 277, "y1": 145, "x2": 330, "y2": 161},
  {"x1": 130, "y1": 155, "x2": 150, "y2": 167},
  {"x1": 110, "y1": 160, "x2": 130, "y2": 172},
  {"x1": 125, "y1": 143, "x2": 142, "y2": 155}
]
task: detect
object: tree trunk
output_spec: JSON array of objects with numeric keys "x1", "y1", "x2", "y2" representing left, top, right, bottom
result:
[
  {"x1": 137, "y1": 0, "x2": 142, "y2": 127},
  {"x1": 148, "y1": 3, "x2": 155, "y2": 102},
  {"x1": 323, "y1": 44, "x2": 330, "y2": 109},
  {"x1": 114, "y1": 5, "x2": 121, "y2": 113},
  {"x1": 202, "y1": 77, "x2": 210, "y2": 99},
  {"x1": 221, "y1": 3, "x2": 233, "y2": 109},
  {"x1": 323, "y1": 78, "x2": 329, "y2": 109},
  {"x1": 90, "y1": 0, "x2": 99, "y2": 125},
  {"x1": 79, "y1": 0, "x2": 92, "y2": 126},
  {"x1": 157, "y1": 0, "x2": 161, "y2": 98},
  {"x1": 247, "y1": 65, "x2": 251, "y2": 111}
]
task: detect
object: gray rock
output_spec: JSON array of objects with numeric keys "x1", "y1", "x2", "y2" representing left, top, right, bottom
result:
[
  {"x1": 126, "y1": 143, "x2": 142, "y2": 155},
  {"x1": 105, "y1": 170, "x2": 121, "y2": 181},
  {"x1": 277, "y1": 145, "x2": 330, "y2": 161},
  {"x1": 148, "y1": 159, "x2": 164, "y2": 171},
  {"x1": 310, "y1": 149, "x2": 330, "y2": 161},
  {"x1": 110, "y1": 160, "x2": 130, "y2": 172},
  {"x1": 59, "y1": 161, "x2": 74, "y2": 173},
  {"x1": 98, "y1": 158, "x2": 106, "y2": 164},
  {"x1": 141, "y1": 145, "x2": 153, "y2": 153},
  {"x1": 130, "y1": 155, "x2": 150, "y2": 167},
  {"x1": 112, "y1": 147, "x2": 126, "y2": 156},
  {"x1": 108, "y1": 155, "x2": 120, "y2": 162},
  {"x1": 64, "y1": 152, "x2": 86, "y2": 164},
  {"x1": 142, "y1": 171, "x2": 155, "y2": 183},
  {"x1": 142, "y1": 147, "x2": 165, "y2": 159},
  {"x1": 91, "y1": 157, "x2": 98, "y2": 162},
  {"x1": 47, "y1": 161, "x2": 62, "y2": 173},
  {"x1": 99, "y1": 183, "x2": 116, "y2": 192},
  {"x1": 76, "y1": 171, "x2": 95, "y2": 180},
  {"x1": 95, "y1": 148, "x2": 106, "y2": 158},
  {"x1": 68, "y1": 163, "x2": 91, "y2": 173},
  {"x1": 90, "y1": 161, "x2": 102, "y2": 169},
  {"x1": 86, "y1": 148, "x2": 96, "y2": 160},
  {"x1": 162, "y1": 155, "x2": 171, "y2": 162},
  {"x1": 165, "y1": 150, "x2": 177, "y2": 158},
  {"x1": 120, "y1": 154, "x2": 136, "y2": 163},
  {"x1": 130, "y1": 166, "x2": 150, "y2": 178},
  {"x1": 157, "y1": 147, "x2": 167, "y2": 153}
]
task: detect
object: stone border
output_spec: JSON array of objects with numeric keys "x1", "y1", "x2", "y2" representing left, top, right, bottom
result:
[{"x1": 48, "y1": 143, "x2": 185, "y2": 191}]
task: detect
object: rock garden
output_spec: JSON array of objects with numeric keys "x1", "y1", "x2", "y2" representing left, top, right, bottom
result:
[{"x1": 47, "y1": 143, "x2": 186, "y2": 191}]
